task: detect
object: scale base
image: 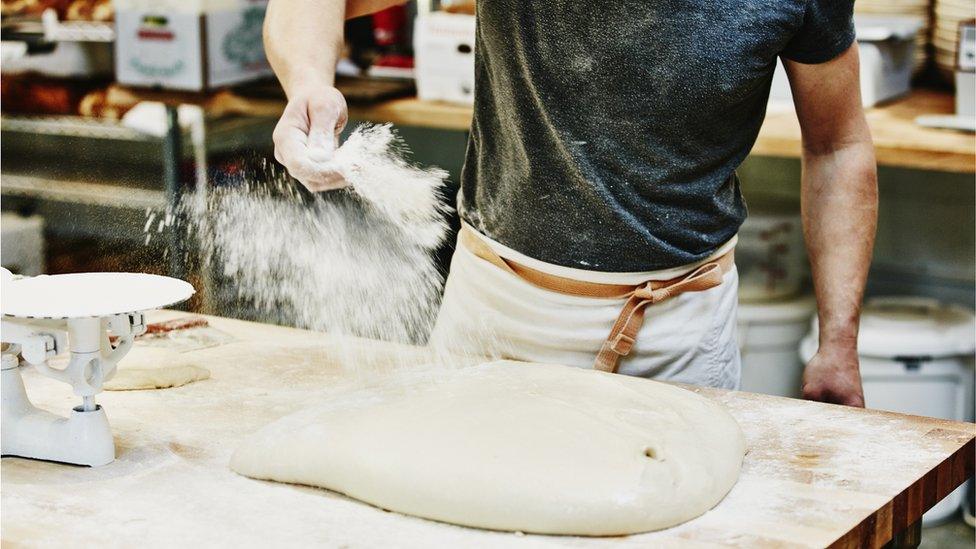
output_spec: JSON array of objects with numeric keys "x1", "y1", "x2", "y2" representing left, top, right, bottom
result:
[{"x1": 1, "y1": 366, "x2": 115, "y2": 467}]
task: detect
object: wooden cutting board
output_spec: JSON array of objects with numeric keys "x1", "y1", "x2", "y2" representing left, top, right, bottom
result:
[{"x1": 2, "y1": 312, "x2": 973, "y2": 548}]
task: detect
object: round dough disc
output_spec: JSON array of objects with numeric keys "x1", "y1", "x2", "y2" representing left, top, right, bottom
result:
[
  {"x1": 231, "y1": 361, "x2": 745, "y2": 535},
  {"x1": 47, "y1": 345, "x2": 210, "y2": 391},
  {"x1": 105, "y1": 346, "x2": 210, "y2": 391}
]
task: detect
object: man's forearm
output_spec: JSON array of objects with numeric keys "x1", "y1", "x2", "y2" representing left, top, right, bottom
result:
[
  {"x1": 264, "y1": 0, "x2": 408, "y2": 96},
  {"x1": 801, "y1": 142, "x2": 878, "y2": 346},
  {"x1": 264, "y1": 0, "x2": 345, "y2": 96}
]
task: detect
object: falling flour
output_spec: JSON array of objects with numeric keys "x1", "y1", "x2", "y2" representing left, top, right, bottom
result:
[{"x1": 151, "y1": 124, "x2": 452, "y2": 346}]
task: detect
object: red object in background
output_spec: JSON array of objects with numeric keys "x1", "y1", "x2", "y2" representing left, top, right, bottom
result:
[
  {"x1": 372, "y1": 4, "x2": 406, "y2": 47},
  {"x1": 372, "y1": 53, "x2": 414, "y2": 68},
  {"x1": 0, "y1": 75, "x2": 105, "y2": 115}
]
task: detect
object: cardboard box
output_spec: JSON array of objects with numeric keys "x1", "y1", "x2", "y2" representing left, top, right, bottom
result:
[
  {"x1": 115, "y1": 0, "x2": 272, "y2": 91},
  {"x1": 414, "y1": 12, "x2": 476, "y2": 105}
]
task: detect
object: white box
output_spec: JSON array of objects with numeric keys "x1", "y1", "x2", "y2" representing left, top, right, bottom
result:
[
  {"x1": 115, "y1": 0, "x2": 272, "y2": 91},
  {"x1": 736, "y1": 210, "x2": 807, "y2": 302},
  {"x1": 414, "y1": 12, "x2": 476, "y2": 105},
  {"x1": 957, "y1": 71, "x2": 975, "y2": 117},
  {"x1": 770, "y1": 15, "x2": 922, "y2": 108},
  {"x1": 956, "y1": 22, "x2": 975, "y2": 117}
]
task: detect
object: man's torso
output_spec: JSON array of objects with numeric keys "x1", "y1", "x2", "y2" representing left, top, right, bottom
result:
[{"x1": 459, "y1": 0, "x2": 842, "y2": 271}]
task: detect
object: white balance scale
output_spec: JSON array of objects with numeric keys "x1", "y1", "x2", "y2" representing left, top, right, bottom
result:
[{"x1": 1, "y1": 268, "x2": 194, "y2": 466}]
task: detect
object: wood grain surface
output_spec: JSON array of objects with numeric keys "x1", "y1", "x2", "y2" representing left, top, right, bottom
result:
[{"x1": 2, "y1": 312, "x2": 973, "y2": 548}]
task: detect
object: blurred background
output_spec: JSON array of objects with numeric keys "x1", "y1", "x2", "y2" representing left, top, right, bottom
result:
[{"x1": 0, "y1": 0, "x2": 974, "y2": 541}]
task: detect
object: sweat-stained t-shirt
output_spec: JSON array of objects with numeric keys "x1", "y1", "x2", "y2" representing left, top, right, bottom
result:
[{"x1": 459, "y1": 0, "x2": 856, "y2": 271}]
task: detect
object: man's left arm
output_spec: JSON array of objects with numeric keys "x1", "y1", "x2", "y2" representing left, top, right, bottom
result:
[{"x1": 783, "y1": 45, "x2": 878, "y2": 407}]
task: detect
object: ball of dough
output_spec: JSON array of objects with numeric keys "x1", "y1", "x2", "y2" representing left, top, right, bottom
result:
[{"x1": 231, "y1": 361, "x2": 745, "y2": 535}]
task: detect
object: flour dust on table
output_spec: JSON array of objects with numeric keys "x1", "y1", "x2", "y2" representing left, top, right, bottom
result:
[{"x1": 231, "y1": 361, "x2": 747, "y2": 536}]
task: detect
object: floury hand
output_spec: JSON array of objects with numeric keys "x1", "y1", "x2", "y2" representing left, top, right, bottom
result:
[{"x1": 272, "y1": 85, "x2": 349, "y2": 192}]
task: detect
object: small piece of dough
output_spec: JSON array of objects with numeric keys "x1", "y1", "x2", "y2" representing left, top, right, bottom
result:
[
  {"x1": 231, "y1": 361, "x2": 745, "y2": 536},
  {"x1": 104, "y1": 346, "x2": 210, "y2": 391}
]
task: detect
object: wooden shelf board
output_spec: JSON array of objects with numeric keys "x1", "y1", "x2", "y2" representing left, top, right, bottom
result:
[
  {"x1": 755, "y1": 89, "x2": 975, "y2": 173},
  {"x1": 346, "y1": 90, "x2": 975, "y2": 173},
  {"x1": 119, "y1": 86, "x2": 975, "y2": 173},
  {"x1": 348, "y1": 97, "x2": 473, "y2": 131}
]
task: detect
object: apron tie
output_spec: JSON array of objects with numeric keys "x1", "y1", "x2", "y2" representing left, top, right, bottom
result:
[
  {"x1": 593, "y1": 261, "x2": 726, "y2": 373},
  {"x1": 459, "y1": 225, "x2": 734, "y2": 374}
]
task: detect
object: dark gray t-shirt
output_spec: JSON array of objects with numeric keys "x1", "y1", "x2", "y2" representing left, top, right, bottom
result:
[{"x1": 459, "y1": 0, "x2": 855, "y2": 271}]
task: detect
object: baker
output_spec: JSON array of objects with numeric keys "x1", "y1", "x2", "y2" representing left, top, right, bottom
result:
[{"x1": 264, "y1": 0, "x2": 877, "y2": 406}]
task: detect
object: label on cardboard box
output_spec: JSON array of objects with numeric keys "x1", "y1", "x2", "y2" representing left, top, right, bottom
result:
[{"x1": 206, "y1": 3, "x2": 272, "y2": 87}]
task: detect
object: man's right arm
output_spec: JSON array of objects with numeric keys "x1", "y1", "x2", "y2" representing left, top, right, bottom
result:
[{"x1": 264, "y1": 0, "x2": 404, "y2": 191}]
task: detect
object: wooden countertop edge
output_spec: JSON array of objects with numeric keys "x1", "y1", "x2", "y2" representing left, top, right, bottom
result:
[
  {"x1": 831, "y1": 435, "x2": 975, "y2": 548},
  {"x1": 691, "y1": 384, "x2": 976, "y2": 548}
]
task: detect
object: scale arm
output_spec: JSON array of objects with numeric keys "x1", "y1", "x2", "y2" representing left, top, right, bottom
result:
[
  {"x1": 98, "y1": 313, "x2": 146, "y2": 380},
  {"x1": 1, "y1": 318, "x2": 67, "y2": 366}
]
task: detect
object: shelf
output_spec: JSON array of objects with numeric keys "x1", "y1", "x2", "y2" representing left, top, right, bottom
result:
[
  {"x1": 0, "y1": 10, "x2": 114, "y2": 43},
  {"x1": 1, "y1": 113, "x2": 276, "y2": 154},
  {"x1": 41, "y1": 9, "x2": 114, "y2": 43},
  {"x1": 0, "y1": 174, "x2": 165, "y2": 210},
  {"x1": 1, "y1": 115, "x2": 154, "y2": 141},
  {"x1": 347, "y1": 98, "x2": 472, "y2": 131},
  {"x1": 755, "y1": 90, "x2": 975, "y2": 173},
  {"x1": 20, "y1": 87, "x2": 971, "y2": 173},
  {"x1": 342, "y1": 90, "x2": 975, "y2": 173}
]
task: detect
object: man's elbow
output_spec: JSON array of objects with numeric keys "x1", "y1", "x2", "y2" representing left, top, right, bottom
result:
[{"x1": 802, "y1": 139, "x2": 878, "y2": 197}]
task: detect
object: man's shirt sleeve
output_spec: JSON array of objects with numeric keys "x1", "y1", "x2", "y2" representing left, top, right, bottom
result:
[{"x1": 781, "y1": 0, "x2": 856, "y2": 64}]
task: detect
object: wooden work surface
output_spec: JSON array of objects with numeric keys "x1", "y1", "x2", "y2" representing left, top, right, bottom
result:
[{"x1": 2, "y1": 312, "x2": 973, "y2": 548}]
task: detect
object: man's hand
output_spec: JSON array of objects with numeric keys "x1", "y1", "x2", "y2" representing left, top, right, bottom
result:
[
  {"x1": 802, "y1": 344, "x2": 865, "y2": 407},
  {"x1": 264, "y1": 0, "x2": 402, "y2": 190},
  {"x1": 272, "y1": 85, "x2": 349, "y2": 192}
]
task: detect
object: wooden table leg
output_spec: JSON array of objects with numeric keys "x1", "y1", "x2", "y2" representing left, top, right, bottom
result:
[{"x1": 883, "y1": 519, "x2": 922, "y2": 549}]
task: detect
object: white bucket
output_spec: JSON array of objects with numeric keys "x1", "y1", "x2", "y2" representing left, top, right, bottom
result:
[
  {"x1": 800, "y1": 296, "x2": 976, "y2": 525},
  {"x1": 737, "y1": 296, "x2": 816, "y2": 398},
  {"x1": 737, "y1": 206, "x2": 807, "y2": 303}
]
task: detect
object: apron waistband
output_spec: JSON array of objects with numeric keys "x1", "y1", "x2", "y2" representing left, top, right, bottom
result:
[{"x1": 459, "y1": 224, "x2": 735, "y2": 373}]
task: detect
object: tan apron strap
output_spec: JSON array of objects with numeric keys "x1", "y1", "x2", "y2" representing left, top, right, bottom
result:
[
  {"x1": 459, "y1": 225, "x2": 521, "y2": 276},
  {"x1": 459, "y1": 226, "x2": 634, "y2": 299},
  {"x1": 459, "y1": 224, "x2": 734, "y2": 374},
  {"x1": 592, "y1": 253, "x2": 733, "y2": 373}
]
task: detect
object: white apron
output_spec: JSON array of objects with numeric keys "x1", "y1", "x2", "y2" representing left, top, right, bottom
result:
[{"x1": 429, "y1": 228, "x2": 741, "y2": 389}]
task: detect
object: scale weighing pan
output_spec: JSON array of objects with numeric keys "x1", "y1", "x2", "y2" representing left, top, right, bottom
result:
[{"x1": 2, "y1": 271, "x2": 195, "y2": 319}]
